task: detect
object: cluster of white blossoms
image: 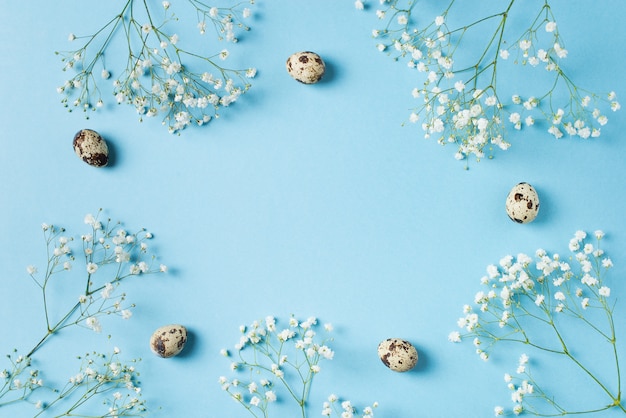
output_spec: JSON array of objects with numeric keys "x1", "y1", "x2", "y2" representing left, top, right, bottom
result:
[
  {"x1": 0, "y1": 351, "x2": 44, "y2": 410},
  {"x1": 23, "y1": 211, "x2": 167, "y2": 358},
  {"x1": 220, "y1": 316, "x2": 377, "y2": 418},
  {"x1": 189, "y1": 0, "x2": 253, "y2": 42},
  {"x1": 220, "y1": 316, "x2": 334, "y2": 416},
  {"x1": 57, "y1": 350, "x2": 147, "y2": 417},
  {"x1": 449, "y1": 230, "x2": 624, "y2": 416},
  {"x1": 494, "y1": 355, "x2": 533, "y2": 416},
  {"x1": 322, "y1": 394, "x2": 379, "y2": 418},
  {"x1": 57, "y1": 0, "x2": 256, "y2": 133},
  {"x1": 359, "y1": 0, "x2": 620, "y2": 162},
  {"x1": 74, "y1": 212, "x2": 167, "y2": 335},
  {"x1": 3, "y1": 212, "x2": 162, "y2": 416}
]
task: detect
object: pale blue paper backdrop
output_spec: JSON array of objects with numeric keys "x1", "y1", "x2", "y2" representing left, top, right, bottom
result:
[{"x1": 0, "y1": 0, "x2": 625, "y2": 417}]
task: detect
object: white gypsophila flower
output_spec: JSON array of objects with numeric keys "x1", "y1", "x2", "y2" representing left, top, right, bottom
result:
[
  {"x1": 100, "y1": 282, "x2": 114, "y2": 299},
  {"x1": 84, "y1": 213, "x2": 96, "y2": 225},
  {"x1": 86, "y1": 316, "x2": 102, "y2": 333},
  {"x1": 575, "y1": 230, "x2": 587, "y2": 241},
  {"x1": 554, "y1": 43, "x2": 568, "y2": 58},
  {"x1": 318, "y1": 345, "x2": 334, "y2": 360},
  {"x1": 519, "y1": 39, "x2": 531, "y2": 51},
  {"x1": 448, "y1": 331, "x2": 461, "y2": 342},
  {"x1": 86, "y1": 263, "x2": 98, "y2": 274}
]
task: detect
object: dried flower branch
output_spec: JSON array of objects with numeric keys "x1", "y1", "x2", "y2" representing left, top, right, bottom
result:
[
  {"x1": 56, "y1": 0, "x2": 256, "y2": 133},
  {"x1": 0, "y1": 211, "x2": 166, "y2": 417},
  {"x1": 450, "y1": 230, "x2": 625, "y2": 416},
  {"x1": 219, "y1": 316, "x2": 378, "y2": 418},
  {"x1": 360, "y1": 0, "x2": 620, "y2": 163}
]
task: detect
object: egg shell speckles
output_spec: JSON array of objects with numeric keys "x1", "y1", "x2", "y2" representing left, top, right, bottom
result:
[
  {"x1": 505, "y1": 182, "x2": 540, "y2": 224},
  {"x1": 377, "y1": 338, "x2": 418, "y2": 372},
  {"x1": 286, "y1": 51, "x2": 325, "y2": 84},
  {"x1": 73, "y1": 129, "x2": 109, "y2": 167},
  {"x1": 150, "y1": 324, "x2": 188, "y2": 358}
]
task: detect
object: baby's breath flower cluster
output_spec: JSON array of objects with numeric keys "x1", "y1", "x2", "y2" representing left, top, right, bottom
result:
[
  {"x1": 0, "y1": 351, "x2": 43, "y2": 409},
  {"x1": 449, "y1": 230, "x2": 625, "y2": 416},
  {"x1": 56, "y1": 0, "x2": 256, "y2": 133},
  {"x1": 27, "y1": 210, "x2": 167, "y2": 356},
  {"x1": 360, "y1": 0, "x2": 620, "y2": 163},
  {"x1": 219, "y1": 316, "x2": 377, "y2": 418},
  {"x1": 33, "y1": 349, "x2": 146, "y2": 417},
  {"x1": 190, "y1": 0, "x2": 253, "y2": 41},
  {"x1": 322, "y1": 394, "x2": 378, "y2": 418},
  {"x1": 0, "y1": 211, "x2": 166, "y2": 417}
]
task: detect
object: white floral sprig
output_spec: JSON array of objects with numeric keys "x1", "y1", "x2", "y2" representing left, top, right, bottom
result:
[
  {"x1": 0, "y1": 211, "x2": 166, "y2": 417},
  {"x1": 33, "y1": 349, "x2": 146, "y2": 417},
  {"x1": 190, "y1": 0, "x2": 253, "y2": 41},
  {"x1": 322, "y1": 394, "x2": 378, "y2": 418},
  {"x1": 56, "y1": 0, "x2": 256, "y2": 133},
  {"x1": 0, "y1": 351, "x2": 43, "y2": 409},
  {"x1": 359, "y1": 0, "x2": 620, "y2": 163},
  {"x1": 26, "y1": 210, "x2": 167, "y2": 356},
  {"x1": 219, "y1": 316, "x2": 378, "y2": 418},
  {"x1": 449, "y1": 230, "x2": 625, "y2": 416}
]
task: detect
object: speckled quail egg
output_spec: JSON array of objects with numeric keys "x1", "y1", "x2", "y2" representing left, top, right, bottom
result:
[
  {"x1": 377, "y1": 338, "x2": 418, "y2": 372},
  {"x1": 73, "y1": 129, "x2": 109, "y2": 167},
  {"x1": 150, "y1": 324, "x2": 188, "y2": 358},
  {"x1": 505, "y1": 182, "x2": 540, "y2": 224},
  {"x1": 286, "y1": 51, "x2": 326, "y2": 84}
]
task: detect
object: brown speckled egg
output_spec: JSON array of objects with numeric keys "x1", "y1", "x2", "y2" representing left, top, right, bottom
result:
[
  {"x1": 286, "y1": 51, "x2": 325, "y2": 84},
  {"x1": 73, "y1": 129, "x2": 109, "y2": 167},
  {"x1": 150, "y1": 324, "x2": 188, "y2": 358},
  {"x1": 377, "y1": 338, "x2": 418, "y2": 372},
  {"x1": 505, "y1": 182, "x2": 540, "y2": 224}
]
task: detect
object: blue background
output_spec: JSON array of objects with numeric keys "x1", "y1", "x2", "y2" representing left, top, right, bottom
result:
[{"x1": 0, "y1": 0, "x2": 625, "y2": 417}]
